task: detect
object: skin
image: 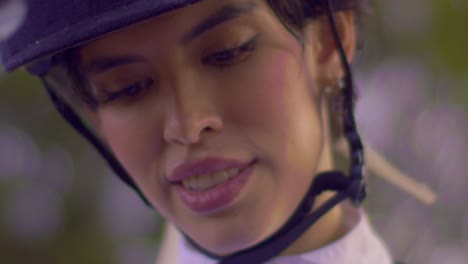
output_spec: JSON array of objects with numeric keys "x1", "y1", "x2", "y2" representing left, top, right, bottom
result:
[{"x1": 78, "y1": 0, "x2": 357, "y2": 256}]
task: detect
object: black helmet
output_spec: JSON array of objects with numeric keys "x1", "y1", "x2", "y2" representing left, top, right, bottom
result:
[
  {"x1": 1, "y1": 0, "x2": 204, "y2": 71},
  {"x1": 1, "y1": 1, "x2": 366, "y2": 263}
]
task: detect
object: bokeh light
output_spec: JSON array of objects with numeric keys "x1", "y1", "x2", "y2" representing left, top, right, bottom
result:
[
  {"x1": 1, "y1": 1, "x2": 467, "y2": 263},
  {"x1": 4, "y1": 183, "x2": 63, "y2": 241}
]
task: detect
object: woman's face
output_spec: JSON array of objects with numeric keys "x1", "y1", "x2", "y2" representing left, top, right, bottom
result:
[{"x1": 79, "y1": 0, "x2": 345, "y2": 255}]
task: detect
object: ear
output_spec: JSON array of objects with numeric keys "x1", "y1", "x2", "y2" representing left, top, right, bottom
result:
[{"x1": 305, "y1": 11, "x2": 356, "y2": 88}]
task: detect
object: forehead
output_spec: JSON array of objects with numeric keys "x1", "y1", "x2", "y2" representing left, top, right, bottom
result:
[{"x1": 79, "y1": 0, "x2": 264, "y2": 55}]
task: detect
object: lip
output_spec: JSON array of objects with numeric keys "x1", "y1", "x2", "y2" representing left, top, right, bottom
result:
[
  {"x1": 168, "y1": 158, "x2": 251, "y2": 183},
  {"x1": 169, "y1": 158, "x2": 257, "y2": 214},
  {"x1": 174, "y1": 160, "x2": 256, "y2": 213}
]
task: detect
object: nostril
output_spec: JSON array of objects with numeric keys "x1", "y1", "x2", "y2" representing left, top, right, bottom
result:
[
  {"x1": 203, "y1": 127, "x2": 214, "y2": 132},
  {"x1": 163, "y1": 108, "x2": 223, "y2": 145}
]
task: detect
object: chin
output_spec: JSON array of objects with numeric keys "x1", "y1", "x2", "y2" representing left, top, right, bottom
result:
[{"x1": 189, "y1": 222, "x2": 266, "y2": 256}]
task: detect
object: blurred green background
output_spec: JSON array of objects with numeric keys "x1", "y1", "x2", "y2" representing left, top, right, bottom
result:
[{"x1": 1, "y1": 0, "x2": 467, "y2": 263}]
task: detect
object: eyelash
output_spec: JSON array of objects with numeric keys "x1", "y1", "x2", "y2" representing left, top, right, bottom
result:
[
  {"x1": 95, "y1": 35, "x2": 258, "y2": 106},
  {"x1": 202, "y1": 34, "x2": 258, "y2": 66},
  {"x1": 100, "y1": 78, "x2": 154, "y2": 105}
]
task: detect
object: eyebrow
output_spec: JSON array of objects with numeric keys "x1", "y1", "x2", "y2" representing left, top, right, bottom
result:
[
  {"x1": 83, "y1": 2, "x2": 258, "y2": 75},
  {"x1": 180, "y1": 1, "x2": 258, "y2": 45},
  {"x1": 83, "y1": 55, "x2": 145, "y2": 75}
]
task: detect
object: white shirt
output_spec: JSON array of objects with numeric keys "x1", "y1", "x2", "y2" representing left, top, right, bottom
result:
[{"x1": 173, "y1": 207, "x2": 393, "y2": 264}]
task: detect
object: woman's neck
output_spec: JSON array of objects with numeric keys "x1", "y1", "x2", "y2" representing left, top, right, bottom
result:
[
  {"x1": 280, "y1": 98, "x2": 354, "y2": 256},
  {"x1": 280, "y1": 193, "x2": 349, "y2": 256}
]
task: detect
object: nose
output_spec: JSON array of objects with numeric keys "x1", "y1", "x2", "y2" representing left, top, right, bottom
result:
[{"x1": 163, "y1": 85, "x2": 223, "y2": 145}]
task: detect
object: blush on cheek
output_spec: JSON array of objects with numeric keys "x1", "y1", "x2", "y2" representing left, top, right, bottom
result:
[
  {"x1": 103, "y1": 127, "x2": 134, "y2": 164},
  {"x1": 255, "y1": 52, "x2": 300, "y2": 114},
  {"x1": 270, "y1": 53, "x2": 293, "y2": 94},
  {"x1": 98, "y1": 116, "x2": 146, "y2": 176}
]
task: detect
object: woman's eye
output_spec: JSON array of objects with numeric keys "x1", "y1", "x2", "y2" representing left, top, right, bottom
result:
[
  {"x1": 100, "y1": 78, "x2": 154, "y2": 105},
  {"x1": 203, "y1": 35, "x2": 258, "y2": 67}
]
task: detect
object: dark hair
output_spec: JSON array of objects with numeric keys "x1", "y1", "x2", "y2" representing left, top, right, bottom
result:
[
  {"x1": 267, "y1": 0, "x2": 367, "y2": 29},
  {"x1": 265, "y1": 0, "x2": 369, "y2": 140},
  {"x1": 64, "y1": 0, "x2": 369, "y2": 108}
]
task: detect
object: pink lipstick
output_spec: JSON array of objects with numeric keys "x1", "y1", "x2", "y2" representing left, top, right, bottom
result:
[{"x1": 170, "y1": 158, "x2": 256, "y2": 213}]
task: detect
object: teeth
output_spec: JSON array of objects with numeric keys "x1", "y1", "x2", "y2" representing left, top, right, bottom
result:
[{"x1": 182, "y1": 168, "x2": 240, "y2": 192}]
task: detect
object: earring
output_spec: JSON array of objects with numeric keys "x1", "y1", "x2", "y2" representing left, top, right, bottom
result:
[{"x1": 323, "y1": 77, "x2": 344, "y2": 98}]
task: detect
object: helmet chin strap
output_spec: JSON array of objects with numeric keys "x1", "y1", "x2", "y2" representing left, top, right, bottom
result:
[
  {"x1": 39, "y1": 0, "x2": 365, "y2": 263},
  {"x1": 183, "y1": 0, "x2": 366, "y2": 262},
  {"x1": 41, "y1": 79, "x2": 152, "y2": 207},
  {"x1": 184, "y1": 172, "x2": 361, "y2": 264}
]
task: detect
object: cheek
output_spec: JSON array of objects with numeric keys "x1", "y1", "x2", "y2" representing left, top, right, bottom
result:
[
  {"x1": 206, "y1": 46, "x2": 323, "y2": 245},
  {"x1": 220, "y1": 47, "x2": 322, "y2": 168},
  {"x1": 97, "y1": 110, "x2": 163, "y2": 182},
  {"x1": 219, "y1": 51, "x2": 295, "y2": 129}
]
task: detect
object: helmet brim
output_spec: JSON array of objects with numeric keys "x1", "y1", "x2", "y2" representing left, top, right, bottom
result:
[{"x1": 1, "y1": 0, "x2": 203, "y2": 71}]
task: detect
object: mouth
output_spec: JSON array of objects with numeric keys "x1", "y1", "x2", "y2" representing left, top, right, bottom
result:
[
  {"x1": 168, "y1": 157, "x2": 255, "y2": 185},
  {"x1": 172, "y1": 159, "x2": 257, "y2": 213},
  {"x1": 177, "y1": 167, "x2": 243, "y2": 192}
]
